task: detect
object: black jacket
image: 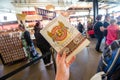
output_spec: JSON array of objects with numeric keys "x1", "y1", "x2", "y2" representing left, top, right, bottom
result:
[
  {"x1": 103, "y1": 21, "x2": 109, "y2": 37},
  {"x1": 34, "y1": 32, "x2": 51, "y2": 50},
  {"x1": 24, "y1": 31, "x2": 33, "y2": 47},
  {"x1": 94, "y1": 21, "x2": 104, "y2": 37},
  {"x1": 77, "y1": 22, "x2": 84, "y2": 33}
]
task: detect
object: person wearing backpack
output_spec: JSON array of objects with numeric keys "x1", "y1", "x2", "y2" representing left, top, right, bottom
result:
[{"x1": 94, "y1": 15, "x2": 104, "y2": 53}]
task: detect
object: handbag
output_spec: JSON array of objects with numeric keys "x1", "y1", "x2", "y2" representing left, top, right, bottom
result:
[{"x1": 88, "y1": 29, "x2": 94, "y2": 35}]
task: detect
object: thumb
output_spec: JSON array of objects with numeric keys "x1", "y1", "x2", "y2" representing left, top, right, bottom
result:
[
  {"x1": 68, "y1": 56, "x2": 76, "y2": 65},
  {"x1": 66, "y1": 56, "x2": 76, "y2": 67}
]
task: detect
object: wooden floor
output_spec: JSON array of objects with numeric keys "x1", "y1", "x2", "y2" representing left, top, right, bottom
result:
[{"x1": 0, "y1": 38, "x2": 102, "y2": 80}]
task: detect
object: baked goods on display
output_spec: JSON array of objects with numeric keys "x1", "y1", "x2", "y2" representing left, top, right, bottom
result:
[{"x1": 0, "y1": 32, "x2": 26, "y2": 65}]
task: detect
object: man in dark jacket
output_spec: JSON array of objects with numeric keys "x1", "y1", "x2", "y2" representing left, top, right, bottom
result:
[
  {"x1": 77, "y1": 21, "x2": 84, "y2": 33},
  {"x1": 94, "y1": 15, "x2": 104, "y2": 53},
  {"x1": 34, "y1": 22, "x2": 52, "y2": 66}
]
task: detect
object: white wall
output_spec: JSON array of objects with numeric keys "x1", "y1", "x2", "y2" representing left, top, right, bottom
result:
[{"x1": 0, "y1": 13, "x2": 17, "y2": 22}]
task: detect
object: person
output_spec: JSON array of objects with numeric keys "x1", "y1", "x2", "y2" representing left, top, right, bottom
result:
[
  {"x1": 18, "y1": 24, "x2": 38, "y2": 60},
  {"x1": 94, "y1": 15, "x2": 104, "y2": 53},
  {"x1": 87, "y1": 21, "x2": 95, "y2": 38},
  {"x1": 77, "y1": 21, "x2": 84, "y2": 33},
  {"x1": 116, "y1": 16, "x2": 120, "y2": 39},
  {"x1": 116, "y1": 16, "x2": 120, "y2": 25},
  {"x1": 103, "y1": 14, "x2": 110, "y2": 38},
  {"x1": 106, "y1": 19, "x2": 119, "y2": 46},
  {"x1": 87, "y1": 21, "x2": 93, "y2": 31},
  {"x1": 34, "y1": 21, "x2": 52, "y2": 66},
  {"x1": 55, "y1": 52, "x2": 75, "y2": 80}
]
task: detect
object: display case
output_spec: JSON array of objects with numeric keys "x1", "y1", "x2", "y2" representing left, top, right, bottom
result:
[{"x1": 0, "y1": 32, "x2": 27, "y2": 65}]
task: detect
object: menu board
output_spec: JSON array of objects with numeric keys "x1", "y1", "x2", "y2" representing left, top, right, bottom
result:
[{"x1": 40, "y1": 15, "x2": 90, "y2": 62}]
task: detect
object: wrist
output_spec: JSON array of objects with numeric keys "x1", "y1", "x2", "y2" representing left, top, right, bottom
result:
[
  {"x1": 55, "y1": 74, "x2": 67, "y2": 80},
  {"x1": 55, "y1": 73, "x2": 62, "y2": 80},
  {"x1": 55, "y1": 72, "x2": 69, "y2": 80}
]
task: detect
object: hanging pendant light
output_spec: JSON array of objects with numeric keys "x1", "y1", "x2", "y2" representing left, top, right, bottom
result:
[{"x1": 46, "y1": 5, "x2": 55, "y2": 11}]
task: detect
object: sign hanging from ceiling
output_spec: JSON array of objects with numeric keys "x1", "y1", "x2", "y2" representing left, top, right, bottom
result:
[
  {"x1": 34, "y1": 7, "x2": 56, "y2": 20},
  {"x1": 22, "y1": 11, "x2": 36, "y2": 15},
  {"x1": 16, "y1": 14, "x2": 26, "y2": 20}
]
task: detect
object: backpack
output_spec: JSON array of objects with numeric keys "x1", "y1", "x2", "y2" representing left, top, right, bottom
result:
[{"x1": 97, "y1": 40, "x2": 120, "y2": 80}]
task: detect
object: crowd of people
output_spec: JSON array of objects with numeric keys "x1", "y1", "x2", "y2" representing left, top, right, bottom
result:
[
  {"x1": 18, "y1": 21, "x2": 52, "y2": 66},
  {"x1": 74, "y1": 14, "x2": 120, "y2": 53},
  {"x1": 94, "y1": 15, "x2": 120, "y2": 53},
  {"x1": 18, "y1": 14, "x2": 120, "y2": 80}
]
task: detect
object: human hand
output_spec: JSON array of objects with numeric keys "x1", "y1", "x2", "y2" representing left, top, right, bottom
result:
[
  {"x1": 55, "y1": 52, "x2": 76, "y2": 80},
  {"x1": 100, "y1": 27, "x2": 105, "y2": 32}
]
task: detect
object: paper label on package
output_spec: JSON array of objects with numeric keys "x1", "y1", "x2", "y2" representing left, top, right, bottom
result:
[{"x1": 40, "y1": 15, "x2": 90, "y2": 62}]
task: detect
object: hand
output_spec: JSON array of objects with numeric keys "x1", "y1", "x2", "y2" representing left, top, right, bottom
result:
[
  {"x1": 55, "y1": 52, "x2": 76, "y2": 80},
  {"x1": 100, "y1": 27, "x2": 105, "y2": 32}
]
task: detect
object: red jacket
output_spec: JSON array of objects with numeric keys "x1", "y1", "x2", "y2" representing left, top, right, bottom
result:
[{"x1": 106, "y1": 24, "x2": 119, "y2": 45}]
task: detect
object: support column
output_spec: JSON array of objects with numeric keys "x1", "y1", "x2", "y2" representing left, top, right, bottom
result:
[
  {"x1": 88, "y1": 8, "x2": 90, "y2": 17},
  {"x1": 93, "y1": 0, "x2": 98, "y2": 23}
]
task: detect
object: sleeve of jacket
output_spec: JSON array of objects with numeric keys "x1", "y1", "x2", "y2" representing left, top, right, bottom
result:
[{"x1": 24, "y1": 31, "x2": 32, "y2": 46}]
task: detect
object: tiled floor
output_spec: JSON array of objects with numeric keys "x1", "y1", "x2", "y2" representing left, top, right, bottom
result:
[{"x1": 0, "y1": 38, "x2": 102, "y2": 80}]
